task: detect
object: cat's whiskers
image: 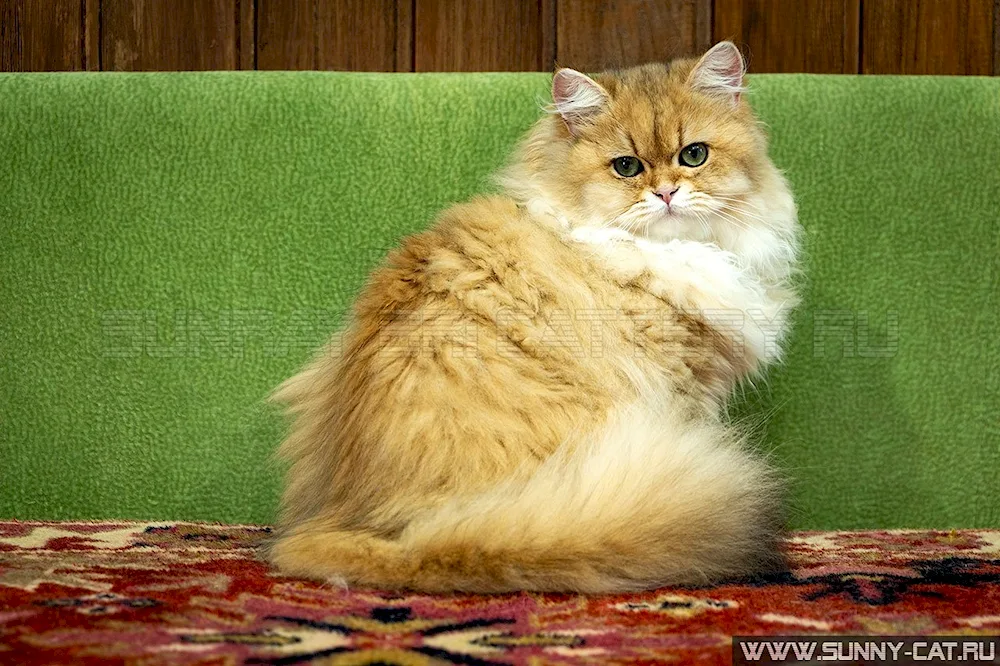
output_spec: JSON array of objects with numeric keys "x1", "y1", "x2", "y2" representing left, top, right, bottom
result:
[
  {"x1": 571, "y1": 203, "x2": 654, "y2": 262},
  {"x1": 686, "y1": 194, "x2": 751, "y2": 230},
  {"x1": 690, "y1": 199, "x2": 757, "y2": 230},
  {"x1": 712, "y1": 208, "x2": 753, "y2": 231},
  {"x1": 713, "y1": 195, "x2": 764, "y2": 212},
  {"x1": 691, "y1": 210, "x2": 714, "y2": 238},
  {"x1": 616, "y1": 203, "x2": 660, "y2": 235},
  {"x1": 698, "y1": 195, "x2": 768, "y2": 225},
  {"x1": 713, "y1": 198, "x2": 767, "y2": 217},
  {"x1": 602, "y1": 202, "x2": 652, "y2": 231},
  {"x1": 718, "y1": 204, "x2": 768, "y2": 226}
]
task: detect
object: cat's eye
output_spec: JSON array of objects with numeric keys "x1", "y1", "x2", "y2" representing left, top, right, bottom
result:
[
  {"x1": 612, "y1": 156, "x2": 644, "y2": 178},
  {"x1": 678, "y1": 143, "x2": 708, "y2": 167}
]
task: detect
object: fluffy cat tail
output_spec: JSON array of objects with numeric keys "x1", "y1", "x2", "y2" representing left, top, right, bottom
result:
[{"x1": 269, "y1": 398, "x2": 784, "y2": 593}]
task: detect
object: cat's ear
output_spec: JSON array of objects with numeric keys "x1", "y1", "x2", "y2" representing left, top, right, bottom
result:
[
  {"x1": 688, "y1": 41, "x2": 746, "y2": 106},
  {"x1": 551, "y1": 68, "x2": 609, "y2": 136}
]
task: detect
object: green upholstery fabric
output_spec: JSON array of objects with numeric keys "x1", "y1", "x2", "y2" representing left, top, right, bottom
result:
[{"x1": 1, "y1": 72, "x2": 997, "y2": 528}]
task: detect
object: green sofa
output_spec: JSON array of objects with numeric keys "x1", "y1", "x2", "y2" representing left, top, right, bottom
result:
[{"x1": 1, "y1": 72, "x2": 998, "y2": 530}]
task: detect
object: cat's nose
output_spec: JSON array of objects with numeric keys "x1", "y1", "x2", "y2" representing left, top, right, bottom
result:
[{"x1": 654, "y1": 187, "x2": 679, "y2": 204}]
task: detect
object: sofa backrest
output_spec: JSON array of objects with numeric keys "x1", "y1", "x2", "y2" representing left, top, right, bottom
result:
[{"x1": 1, "y1": 72, "x2": 997, "y2": 528}]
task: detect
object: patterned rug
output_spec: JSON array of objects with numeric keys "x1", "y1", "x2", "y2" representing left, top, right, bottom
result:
[{"x1": 2, "y1": 522, "x2": 999, "y2": 665}]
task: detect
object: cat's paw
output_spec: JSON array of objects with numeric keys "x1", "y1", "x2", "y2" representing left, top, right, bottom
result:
[
  {"x1": 570, "y1": 225, "x2": 636, "y2": 245},
  {"x1": 526, "y1": 198, "x2": 570, "y2": 230},
  {"x1": 636, "y1": 238, "x2": 752, "y2": 308},
  {"x1": 633, "y1": 239, "x2": 789, "y2": 366},
  {"x1": 325, "y1": 575, "x2": 350, "y2": 591}
]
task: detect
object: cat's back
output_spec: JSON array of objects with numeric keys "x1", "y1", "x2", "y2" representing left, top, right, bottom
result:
[
  {"x1": 349, "y1": 193, "x2": 615, "y2": 395},
  {"x1": 354, "y1": 195, "x2": 581, "y2": 321},
  {"x1": 304, "y1": 195, "x2": 615, "y2": 520}
]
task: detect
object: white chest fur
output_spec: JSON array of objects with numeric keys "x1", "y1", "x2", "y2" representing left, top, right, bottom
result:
[{"x1": 568, "y1": 225, "x2": 794, "y2": 370}]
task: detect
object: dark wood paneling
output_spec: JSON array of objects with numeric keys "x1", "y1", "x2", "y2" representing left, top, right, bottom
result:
[
  {"x1": 0, "y1": 0, "x2": 84, "y2": 71},
  {"x1": 995, "y1": 0, "x2": 1000, "y2": 75},
  {"x1": 540, "y1": 0, "x2": 556, "y2": 70},
  {"x1": 556, "y1": 0, "x2": 712, "y2": 71},
  {"x1": 257, "y1": 0, "x2": 409, "y2": 71},
  {"x1": 862, "y1": 0, "x2": 993, "y2": 75},
  {"x1": 414, "y1": 0, "x2": 546, "y2": 71},
  {"x1": 396, "y1": 0, "x2": 414, "y2": 71},
  {"x1": 714, "y1": 0, "x2": 860, "y2": 73},
  {"x1": 238, "y1": 0, "x2": 255, "y2": 70},
  {"x1": 318, "y1": 0, "x2": 401, "y2": 71},
  {"x1": 3, "y1": 0, "x2": 999, "y2": 74},
  {"x1": 257, "y1": 0, "x2": 315, "y2": 70},
  {"x1": 84, "y1": 0, "x2": 99, "y2": 71},
  {"x1": 102, "y1": 0, "x2": 237, "y2": 71}
]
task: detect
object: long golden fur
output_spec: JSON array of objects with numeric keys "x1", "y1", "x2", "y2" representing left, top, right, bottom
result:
[{"x1": 267, "y1": 42, "x2": 801, "y2": 593}]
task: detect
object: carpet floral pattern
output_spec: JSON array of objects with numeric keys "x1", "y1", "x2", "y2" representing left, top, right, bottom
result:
[{"x1": 2, "y1": 522, "x2": 999, "y2": 664}]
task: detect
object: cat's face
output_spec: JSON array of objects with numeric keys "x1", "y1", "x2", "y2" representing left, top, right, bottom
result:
[{"x1": 549, "y1": 43, "x2": 773, "y2": 241}]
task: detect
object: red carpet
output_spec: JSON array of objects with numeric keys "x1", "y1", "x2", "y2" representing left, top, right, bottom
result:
[{"x1": 1, "y1": 521, "x2": 999, "y2": 664}]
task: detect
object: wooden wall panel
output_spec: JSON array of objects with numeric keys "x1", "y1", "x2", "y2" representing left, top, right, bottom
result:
[
  {"x1": 238, "y1": 0, "x2": 255, "y2": 70},
  {"x1": 861, "y1": 0, "x2": 993, "y2": 75},
  {"x1": 258, "y1": 0, "x2": 408, "y2": 71},
  {"x1": 556, "y1": 0, "x2": 712, "y2": 71},
  {"x1": 102, "y1": 0, "x2": 238, "y2": 71},
  {"x1": 396, "y1": 0, "x2": 414, "y2": 72},
  {"x1": 714, "y1": 0, "x2": 860, "y2": 73},
  {"x1": 995, "y1": 0, "x2": 1000, "y2": 75},
  {"x1": 318, "y1": 0, "x2": 405, "y2": 71},
  {"x1": 257, "y1": 0, "x2": 316, "y2": 70},
  {"x1": 2, "y1": 0, "x2": 999, "y2": 74},
  {"x1": 84, "y1": 0, "x2": 99, "y2": 70},
  {"x1": 0, "y1": 0, "x2": 84, "y2": 71},
  {"x1": 414, "y1": 0, "x2": 548, "y2": 71}
]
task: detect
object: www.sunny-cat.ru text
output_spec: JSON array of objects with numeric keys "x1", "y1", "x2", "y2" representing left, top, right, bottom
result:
[{"x1": 98, "y1": 308, "x2": 898, "y2": 360}]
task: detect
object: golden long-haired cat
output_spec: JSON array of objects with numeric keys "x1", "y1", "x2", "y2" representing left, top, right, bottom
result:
[{"x1": 268, "y1": 42, "x2": 800, "y2": 593}]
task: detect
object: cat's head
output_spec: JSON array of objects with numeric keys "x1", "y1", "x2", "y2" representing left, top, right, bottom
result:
[{"x1": 507, "y1": 42, "x2": 791, "y2": 245}]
